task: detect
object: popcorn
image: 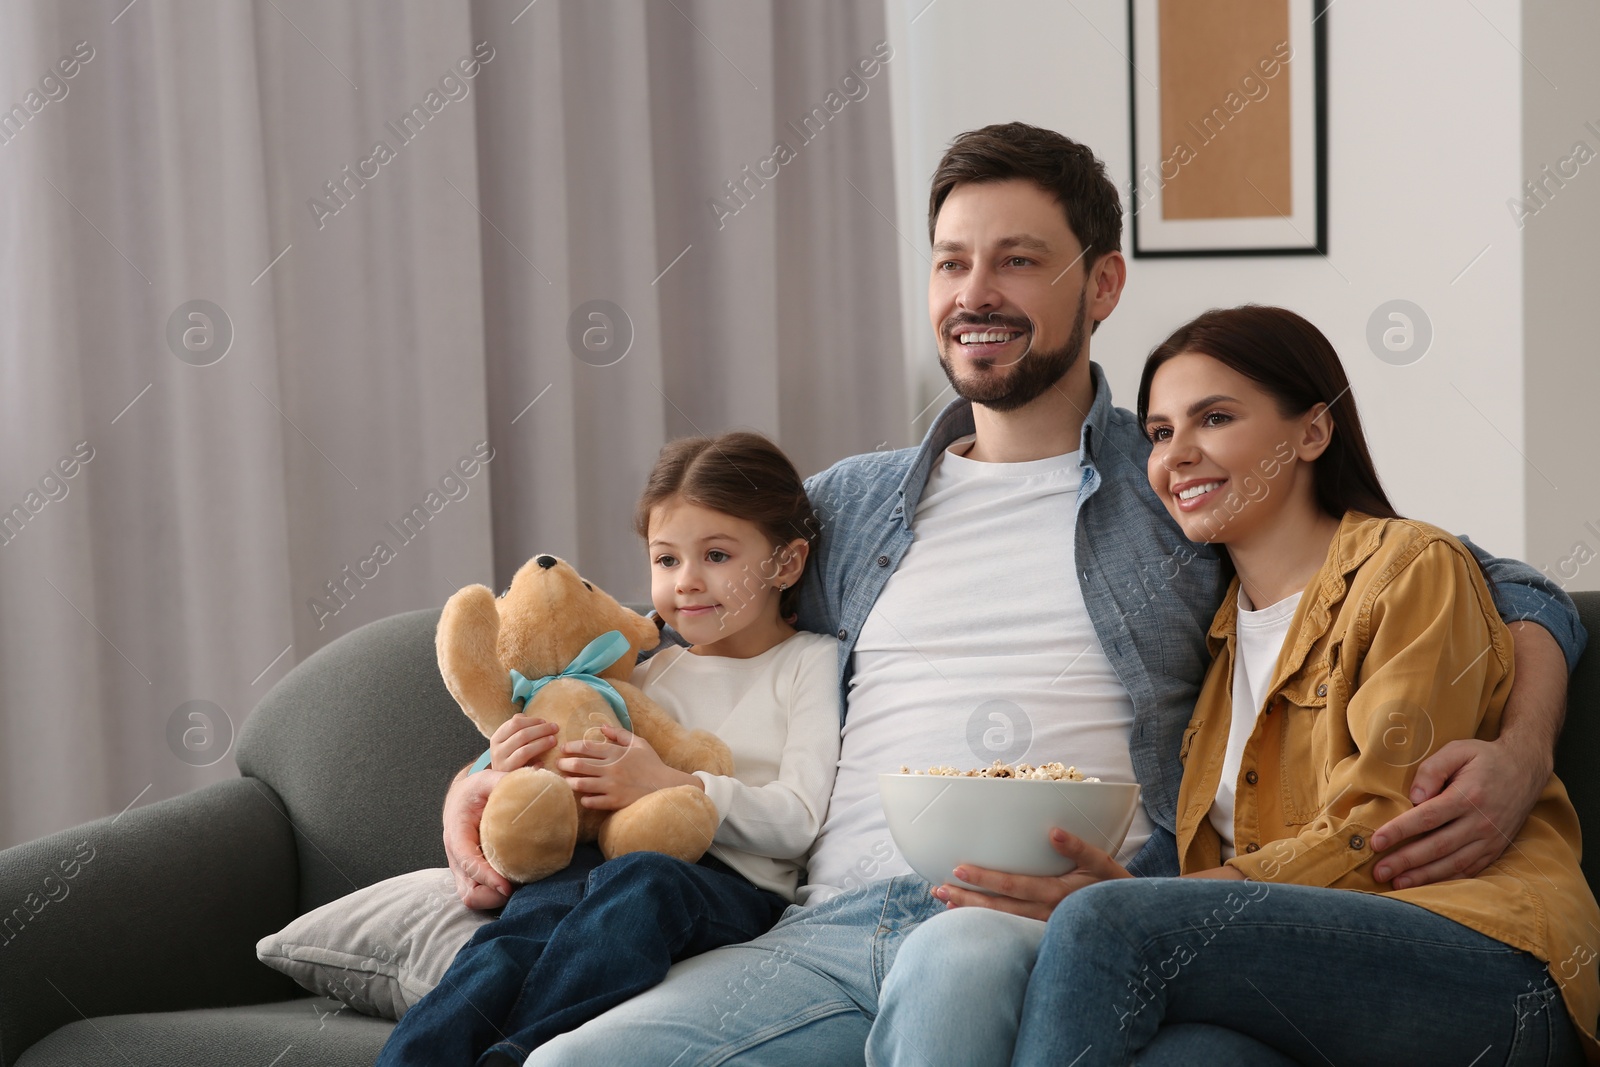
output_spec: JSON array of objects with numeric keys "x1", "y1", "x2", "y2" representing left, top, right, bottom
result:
[{"x1": 897, "y1": 759, "x2": 1099, "y2": 782}]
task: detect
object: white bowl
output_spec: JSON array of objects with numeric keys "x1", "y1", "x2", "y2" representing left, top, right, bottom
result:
[{"x1": 878, "y1": 773, "x2": 1142, "y2": 892}]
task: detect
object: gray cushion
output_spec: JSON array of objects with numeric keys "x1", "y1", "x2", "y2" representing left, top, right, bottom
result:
[
  {"x1": 15, "y1": 998, "x2": 393, "y2": 1066},
  {"x1": 236, "y1": 608, "x2": 490, "y2": 913}
]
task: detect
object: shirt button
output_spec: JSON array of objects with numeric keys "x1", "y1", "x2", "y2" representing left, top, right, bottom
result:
[
  {"x1": 893, "y1": 505, "x2": 903, "y2": 513},
  {"x1": 1349, "y1": 835, "x2": 1365, "y2": 851},
  {"x1": 1244, "y1": 843, "x2": 1260, "y2": 853},
  {"x1": 1316, "y1": 683, "x2": 1328, "y2": 697},
  {"x1": 877, "y1": 555, "x2": 889, "y2": 567},
  {"x1": 1244, "y1": 770, "x2": 1258, "y2": 786},
  {"x1": 838, "y1": 628, "x2": 848, "y2": 640}
]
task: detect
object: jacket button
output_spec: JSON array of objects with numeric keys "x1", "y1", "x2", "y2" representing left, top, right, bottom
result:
[
  {"x1": 1244, "y1": 770, "x2": 1258, "y2": 786},
  {"x1": 877, "y1": 555, "x2": 889, "y2": 567},
  {"x1": 838, "y1": 628, "x2": 848, "y2": 640},
  {"x1": 1244, "y1": 842, "x2": 1260, "y2": 853},
  {"x1": 1316, "y1": 683, "x2": 1328, "y2": 697},
  {"x1": 1349, "y1": 835, "x2": 1365, "y2": 851}
]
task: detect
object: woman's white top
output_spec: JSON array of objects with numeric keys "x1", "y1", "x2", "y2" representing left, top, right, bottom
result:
[{"x1": 1209, "y1": 588, "x2": 1302, "y2": 858}]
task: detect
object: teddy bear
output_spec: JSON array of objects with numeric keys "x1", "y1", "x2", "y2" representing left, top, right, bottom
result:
[{"x1": 436, "y1": 553, "x2": 733, "y2": 884}]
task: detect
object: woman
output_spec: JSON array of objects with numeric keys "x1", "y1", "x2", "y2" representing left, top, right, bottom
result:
[{"x1": 1001, "y1": 306, "x2": 1599, "y2": 1063}]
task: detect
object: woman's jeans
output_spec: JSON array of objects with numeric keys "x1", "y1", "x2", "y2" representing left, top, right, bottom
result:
[
  {"x1": 1010, "y1": 879, "x2": 1583, "y2": 1066},
  {"x1": 375, "y1": 846, "x2": 786, "y2": 1067}
]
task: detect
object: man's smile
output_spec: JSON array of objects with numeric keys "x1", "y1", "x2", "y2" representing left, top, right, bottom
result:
[{"x1": 949, "y1": 325, "x2": 1028, "y2": 359}]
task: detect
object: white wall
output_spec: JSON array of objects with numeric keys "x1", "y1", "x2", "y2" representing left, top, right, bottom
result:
[
  {"x1": 1523, "y1": 2, "x2": 1600, "y2": 594},
  {"x1": 884, "y1": 0, "x2": 1535, "y2": 558}
]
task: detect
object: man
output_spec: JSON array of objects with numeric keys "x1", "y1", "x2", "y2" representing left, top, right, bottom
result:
[{"x1": 443, "y1": 123, "x2": 1585, "y2": 1065}]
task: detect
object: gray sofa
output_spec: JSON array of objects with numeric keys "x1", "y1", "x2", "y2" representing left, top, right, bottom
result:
[{"x1": 4, "y1": 595, "x2": 1599, "y2": 1065}]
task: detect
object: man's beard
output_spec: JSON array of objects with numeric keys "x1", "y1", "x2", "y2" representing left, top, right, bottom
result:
[{"x1": 936, "y1": 288, "x2": 1088, "y2": 413}]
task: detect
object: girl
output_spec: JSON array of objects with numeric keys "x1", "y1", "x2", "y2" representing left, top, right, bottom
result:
[
  {"x1": 378, "y1": 430, "x2": 840, "y2": 1067},
  {"x1": 1006, "y1": 307, "x2": 1600, "y2": 1064}
]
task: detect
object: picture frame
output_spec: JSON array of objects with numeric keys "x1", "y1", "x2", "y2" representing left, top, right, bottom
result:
[{"x1": 1127, "y1": 0, "x2": 1328, "y2": 258}]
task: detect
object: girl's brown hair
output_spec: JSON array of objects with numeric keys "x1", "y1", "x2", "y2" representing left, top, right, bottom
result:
[{"x1": 633, "y1": 431, "x2": 820, "y2": 621}]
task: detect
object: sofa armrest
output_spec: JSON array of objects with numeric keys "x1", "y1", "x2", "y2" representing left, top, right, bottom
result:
[{"x1": 0, "y1": 777, "x2": 302, "y2": 1066}]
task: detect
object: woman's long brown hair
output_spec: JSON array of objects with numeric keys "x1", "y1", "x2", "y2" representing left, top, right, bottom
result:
[{"x1": 1138, "y1": 305, "x2": 1399, "y2": 522}]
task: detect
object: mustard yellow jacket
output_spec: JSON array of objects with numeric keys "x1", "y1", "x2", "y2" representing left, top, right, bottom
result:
[{"x1": 1176, "y1": 513, "x2": 1600, "y2": 1055}]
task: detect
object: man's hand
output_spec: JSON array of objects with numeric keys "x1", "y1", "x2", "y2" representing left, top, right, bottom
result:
[
  {"x1": 1370, "y1": 737, "x2": 1545, "y2": 888},
  {"x1": 443, "y1": 766, "x2": 513, "y2": 910},
  {"x1": 558, "y1": 725, "x2": 702, "y2": 810},
  {"x1": 1372, "y1": 621, "x2": 1564, "y2": 889},
  {"x1": 931, "y1": 829, "x2": 1132, "y2": 921}
]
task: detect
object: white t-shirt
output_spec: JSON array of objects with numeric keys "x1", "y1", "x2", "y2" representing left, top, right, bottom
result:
[
  {"x1": 631, "y1": 630, "x2": 840, "y2": 901},
  {"x1": 1209, "y1": 588, "x2": 1302, "y2": 858},
  {"x1": 802, "y1": 435, "x2": 1153, "y2": 904}
]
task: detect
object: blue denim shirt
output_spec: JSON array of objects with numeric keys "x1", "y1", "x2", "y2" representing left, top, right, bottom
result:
[{"x1": 791, "y1": 362, "x2": 1587, "y2": 874}]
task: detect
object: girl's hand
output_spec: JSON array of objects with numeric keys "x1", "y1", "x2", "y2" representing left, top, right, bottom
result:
[
  {"x1": 489, "y1": 713, "x2": 560, "y2": 772},
  {"x1": 932, "y1": 828, "x2": 1133, "y2": 921},
  {"x1": 558, "y1": 725, "x2": 702, "y2": 809}
]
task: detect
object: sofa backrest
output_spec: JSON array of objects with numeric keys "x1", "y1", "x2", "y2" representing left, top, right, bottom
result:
[
  {"x1": 236, "y1": 608, "x2": 483, "y2": 913},
  {"x1": 1555, "y1": 591, "x2": 1600, "y2": 895}
]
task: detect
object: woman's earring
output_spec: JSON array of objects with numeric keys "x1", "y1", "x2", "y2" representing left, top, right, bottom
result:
[{"x1": 778, "y1": 582, "x2": 788, "y2": 590}]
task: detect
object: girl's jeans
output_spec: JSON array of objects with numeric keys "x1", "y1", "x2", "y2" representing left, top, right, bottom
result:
[{"x1": 376, "y1": 845, "x2": 785, "y2": 1067}]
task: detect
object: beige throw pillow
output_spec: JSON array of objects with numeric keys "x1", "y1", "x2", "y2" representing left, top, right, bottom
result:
[{"x1": 256, "y1": 867, "x2": 496, "y2": 1020}]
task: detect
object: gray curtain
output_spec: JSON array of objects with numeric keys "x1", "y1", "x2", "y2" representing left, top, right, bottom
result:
[{"x1": 0, "y1": 0, "x2": 905, "y2": 850}]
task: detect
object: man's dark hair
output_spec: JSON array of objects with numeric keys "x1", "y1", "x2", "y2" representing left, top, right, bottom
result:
[{"x1": 927, "y1": 122, "x2": 1123, "y2": 271}]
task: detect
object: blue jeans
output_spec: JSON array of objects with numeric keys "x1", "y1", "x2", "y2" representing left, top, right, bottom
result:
[
  {"x1": 870, "y1": 908, "x2": 1045, "y2": 1066},
  {"x1": 874, "y1": 906, "x2": 1304, "y2": 1065},
  {"x1": 868, "y1": 827, "x2": 1191, "y2": 1066},
  {"x1": 528, "y1": 875, "x2": 945, "y2": 1066},
  {"x1": 1012, "y1": 879, "x2": 1583, "y2": 1066},
  {"x1": 376, "y1": 847, "x2": 785, "y2": 1067}
]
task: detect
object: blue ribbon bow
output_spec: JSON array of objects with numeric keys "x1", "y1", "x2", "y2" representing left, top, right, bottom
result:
[{"x1": 469, "y1": 629, "x2": 633, "y2": 773}]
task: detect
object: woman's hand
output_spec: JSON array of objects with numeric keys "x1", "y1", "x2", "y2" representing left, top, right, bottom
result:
[
  {"x1": 932, "y1": 828, "x2": 1133, "y2": 921},
  {"x1": 488, "y1": 713, "x2": 560, "y2": 772},
  {"x1": 558, "y1": 725, "x2": 703, "y2": 809}
]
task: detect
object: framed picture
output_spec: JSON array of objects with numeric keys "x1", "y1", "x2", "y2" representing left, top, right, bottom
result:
[{"x1": 1127, "y1": 0, "x2": 1328, "y2": 257}]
